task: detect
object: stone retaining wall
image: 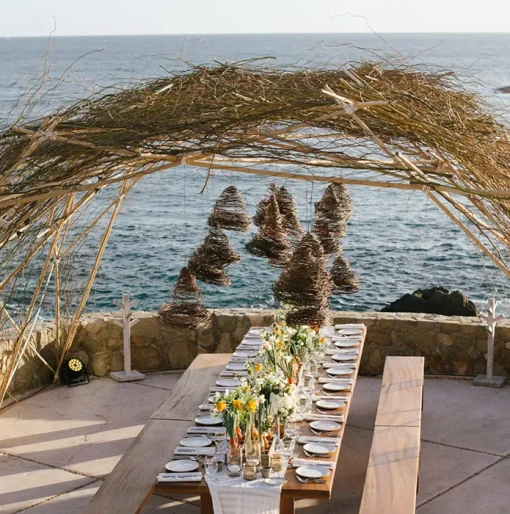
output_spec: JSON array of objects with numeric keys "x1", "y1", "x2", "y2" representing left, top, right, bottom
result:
[{"x1": 4, "y1": 310, "x2": 510, "y2": 399}]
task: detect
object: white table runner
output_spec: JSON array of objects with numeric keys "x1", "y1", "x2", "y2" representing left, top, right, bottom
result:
[{"x1": 206, "y1": 472, "x2": 283, "y2": 514}]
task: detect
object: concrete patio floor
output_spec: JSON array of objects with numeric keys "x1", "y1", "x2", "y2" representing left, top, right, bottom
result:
[{"x1": 0, "y1": 372, "x2": 509, "y2": 514}]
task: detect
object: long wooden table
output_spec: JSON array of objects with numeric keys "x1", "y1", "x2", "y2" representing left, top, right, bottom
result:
[{"x1": 155, "y1": 327, "x2": 366, "y2": 514}]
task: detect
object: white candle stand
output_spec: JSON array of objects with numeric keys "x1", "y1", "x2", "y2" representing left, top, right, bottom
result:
[
  {"x1": 109, "y1": 294, "x2": 145, "y2": 382},
  {"x1": 473, "y1": 298, "x2": 506, "y2": 388}
]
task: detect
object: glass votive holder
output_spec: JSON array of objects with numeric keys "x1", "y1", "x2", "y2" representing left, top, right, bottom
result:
[
  {"x1": 261, "y1": 466, "x2": 272, "y2": 479},
  {"x1": 261, "y1": 452, "x2": 271, "y2": 468},
  {"x1": 271, "y1": 453, "x2": 283, "y2": 472},
  {"x1": 242, "y1": 462, "x2": 257, "y2": 481},
  {"x1": 227, "y1": 445, "x2": 243, "y2": 477}
]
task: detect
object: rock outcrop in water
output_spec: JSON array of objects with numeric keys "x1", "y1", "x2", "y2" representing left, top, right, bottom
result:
[
  {"x1": 382, "y1": 287, "x2": 478, "y2": 316},
  {"x1": 496, "y1": 85, "x2": 510, "y2": 94}
]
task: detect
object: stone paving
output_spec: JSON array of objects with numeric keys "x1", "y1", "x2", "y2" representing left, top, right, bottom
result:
[{"x1": 0, "y1": 372, "x2": 509, "y2": 513}]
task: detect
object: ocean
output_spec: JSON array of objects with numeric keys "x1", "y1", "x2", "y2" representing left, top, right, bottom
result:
[{"x1": 1, "y1": 33, "x2": 510, "y2": 315}]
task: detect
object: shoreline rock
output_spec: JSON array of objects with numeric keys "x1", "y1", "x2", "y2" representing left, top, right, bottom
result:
[{"x1": 381, "y1": 287, "x2": 478, "y2": 317}]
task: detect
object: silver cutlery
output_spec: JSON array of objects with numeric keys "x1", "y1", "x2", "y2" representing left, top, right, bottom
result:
[{"x1": 296, "y1": 476, "x2": 326, "y2": 484}]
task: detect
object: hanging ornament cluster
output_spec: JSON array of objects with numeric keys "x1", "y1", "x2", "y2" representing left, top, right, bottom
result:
[
  {"x1": 273, "y1": 233, "x2": 332, "y2": 326},
  {"x1": 312, "y1": 183, "x2": 353, "y2": 254},
  {"x1": 330, "y1": 254, "x2": 360, "y2": 294},
  {"x1": 207, "y1": 185, "x2": 251, "y2": 232},
  {"x1": 276, "y1": 186, "x2": 303, "y2": 239},
  {"x1": 188, "y1": 228, "x2": 240, "y2": 286},
  {"x1": 158, "y1": 267, "x2": 211, "y2": 328},
  {"x1": 246, "y1": 195, "x2": 292, "y2": 266}
]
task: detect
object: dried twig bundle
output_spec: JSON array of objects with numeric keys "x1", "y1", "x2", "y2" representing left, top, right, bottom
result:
[
  {"x1": 188, "y1": 228, "x2": 240, "y2": 286},
  {"x1": 312, "y1": 184, "x2": 351, "y2": 254},
  {"x1": 276, "y1": 186, "x2": 303, "y2": 239},
  {"x1": 273, "y1": 233, "x2": 332, "y2": 306},
  {"x1": 246, "y1": 195, "x2": 292, "y2": 266},
  {"x1": 158, "y1": 267, "x2": 211, "y2": 328},
  {"x1": 253, "y1": 183, "x2": 279, "y2": 227},
  {"x1": 207, "y1": 185, "x2": 251, "y2": 231},
  {"x1": 330, "y1": 254, "x2": 360, "y2": 294}
]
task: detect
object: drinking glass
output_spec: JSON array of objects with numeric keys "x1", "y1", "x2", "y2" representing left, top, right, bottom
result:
[
  {"x1": 205, "y1": 455, "x2": 218, "y2": 476},
  {"x1": 244, "y1": 440, "x2": 261, "y2": 466},
  {"x1": 227, "y1": 445, "x2": 243, "y2": 476},
  {"x1": 303, "y1": 373, "x2": 315, "y2": 391}
]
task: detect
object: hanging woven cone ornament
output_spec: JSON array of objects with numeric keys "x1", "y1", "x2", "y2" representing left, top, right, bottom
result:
[
  {"x1": 246, "y1": 195, "x2": 292, "y2": 266},
  {"x1": 253, "y1": 183, "x2": 279, "y2": 227},
  {"x1": 312, "y1": 183, "x2": 353, "y2": 254},
  {"x1": 276, "y1": 186, "x2": 303, "y2": 240},
  {"x1": 207, "y1": 185, "x2": 251, "y2": 232},
  {"x1": 188, "y1": 228, "x2": 240, "y2": 286},
  {"x1": 330, "y1": 254, "x2": 360, "y2": 294},
  {"x1": 158, "y1": 267, "x2": 212, "y2": 328},
  {"x1": 285, "y1": 300, "x2": 332, "y2": 327},
  {"x1": 273, "y1": 233, "x2": 332, "y2": 306}
]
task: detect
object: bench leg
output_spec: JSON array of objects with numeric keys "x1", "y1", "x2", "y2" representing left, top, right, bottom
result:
[
  {"x1": 200, "y1": 491, "x2": 214, "y2": 514},
  {"x1": 280, "y1": 496, "x2": 295, "y2": 514}
]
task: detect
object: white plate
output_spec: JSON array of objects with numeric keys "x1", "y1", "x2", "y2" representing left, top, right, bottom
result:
[
  {"x1": 309, "y1": 420, "x2": 341, "y2": 432},
  {"x1": 215, "y1": 379, "x2": 240, "y2": 387},
  {"x1": 334, "y1": 340, "x2": 359, "y2": 348},
  {"x1": 233, "y1": 351, "x2": 257, "y2": 358},
  {"x1": 323, "y1": 382, "x2": 351, "y2": 392},
  {"x1": 327, "y1": 367, "x2": 353, "y2": 377},
  {"x1": 165, "y1": 460, "x2": 199, "y2": 473},
  {"x1": 331, "y1": 354, "x2": 356, "y2": 362},
  {"x1": 226, "y1": 363, "x2": 247, "y2": 371},
  {"x1": 180, "y1": 437, "x2": 213, "y2": 447},
  {"x1": 303, "y1": 443, "x2": 335, "y2": 456},
  {"x1": 195, "y1": 416, "x2": 223, "y2": 426},
  {"x1": 316, "y1": 399, "x2": 345, "y2": 410},
  {"x1": 337, "y1": 328, "x2": 363, "y2": 336},
  {"x1": 295, "y1": 466, "x2": 331, "y2": 479},
  {"x1": 264, "y1": 477, "x2": 288, "y2": 486}
]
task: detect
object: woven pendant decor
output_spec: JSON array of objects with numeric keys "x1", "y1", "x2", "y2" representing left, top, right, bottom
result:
[
  {"x1": 158, "y1": 267, "x2": 212, "y2": 328},
  {"x1": 246, "y1": 194, "x2": 292, "y2": 266},
  {"x1": 285, "y1": 300, "x2": 332, "y2": 327},
  {"x1": 273, "y1": 232, "x2": 332, "y2": 305},
  {"x1": 188, "y1": 228, "x2": 240, "y2": 286},
  {"x1": 207, "y1": 185, "x2": 251, "y2": 232},
  {"x1": 253, "y1": 183, "x2": 279, "y2": 227},
  {"x1": 276, "y1": 186, "x2": 303, "y2": 239},
  {"x1": 330, "y1": 254, "x2": 360, "y2": 294},
  {"x1": 312, "y1": 183, "x2": 352, "y2": 254}
]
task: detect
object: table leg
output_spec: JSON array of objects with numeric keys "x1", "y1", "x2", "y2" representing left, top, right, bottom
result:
[
  {"x1": 200, "y1": 491, "x2": 214, "y2": 514},
  {"x1": 280, "y1": 496, "x2": 295, "y2": 514}
]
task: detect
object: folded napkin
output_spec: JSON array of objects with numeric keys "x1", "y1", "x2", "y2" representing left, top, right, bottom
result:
[
  {"x1": 318, "y1": 377, "x2": 352, "y2": 384},
  {"x1": 305, "y1": 413, "x2": 344, "y2": 423},
  {"x1": 174, "y1": 446, "x2": 216, "y2": 457},
  {"x1": 188, "y1": 426, "x2": 226, "y2": 435},
  {"x1": 157, "y1": 472, "x2": 203, "y2": 483},
  {"x1": 321, "y1": 362, "x2": 356, "y2": 369},
  {"x1": 292, "y1": 458, "x2": 336, "y2": 469},
  {"x1": 221, "y1": 371, "x2": 249, "y2": 377},
  {"x1": 199, "y1": 404, "x2": 213, "y2": 411},
  {"x1": 313, "y1": 395, "x2": 349, "y2": 402},
  {"x1": 210, "y1": 387, "x2": 235, "y2": 392},
  {"x1": 298, "y1": 436, "x2": 340, "y2": 446}
]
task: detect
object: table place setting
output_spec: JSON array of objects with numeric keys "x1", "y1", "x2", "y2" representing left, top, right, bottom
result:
[{"x1": 158, "y1": 316, "x2": 366, "y2": 514}]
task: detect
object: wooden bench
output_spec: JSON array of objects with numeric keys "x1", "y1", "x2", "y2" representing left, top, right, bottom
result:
[
  {"x1": 359, "y1": 356, "x2": 424, "y2": 514},
  {"x1": 82, "y1": 353, "x2": 231, "y2": 514}
]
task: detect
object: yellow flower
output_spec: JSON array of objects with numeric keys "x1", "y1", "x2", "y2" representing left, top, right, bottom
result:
[
  {"x1": 233, "y1": 399, "x2": 244, "y2": 412},
  {"x1": 255, "y1": 363, "x2": 263, "y2": 373},
  {"x1": 245, "y1": 399, "x2": 257, "y2": 413},
  {"x1": 275, "y1": 328, "x2": 282, "y2": 336},
  {"x1": 320, "y1": 337, "x2": 326, "y2": 345},
  {"x1": 216, "y1": 400, "x2": 227, "y2": 413},
  {"x1": 242, "y1": 386, "x2": 249, "y2": 393},
  {"x1": 276, "y1": 340, "x2": 284, "y2": 349}
]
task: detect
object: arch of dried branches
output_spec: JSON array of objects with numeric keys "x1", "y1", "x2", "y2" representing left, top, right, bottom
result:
[{"x1": 1, "y1": 60, "x2": 510, "y2": 405}]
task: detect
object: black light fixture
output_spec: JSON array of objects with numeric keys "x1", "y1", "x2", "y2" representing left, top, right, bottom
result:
[{"x1": 60, "y1": 357, "x2": 89, "y2": 387}]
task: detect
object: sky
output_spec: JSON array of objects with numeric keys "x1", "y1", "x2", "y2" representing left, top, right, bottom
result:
[{"x1": 0, "y1": 0, "x2": 509, "y2": 37}]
